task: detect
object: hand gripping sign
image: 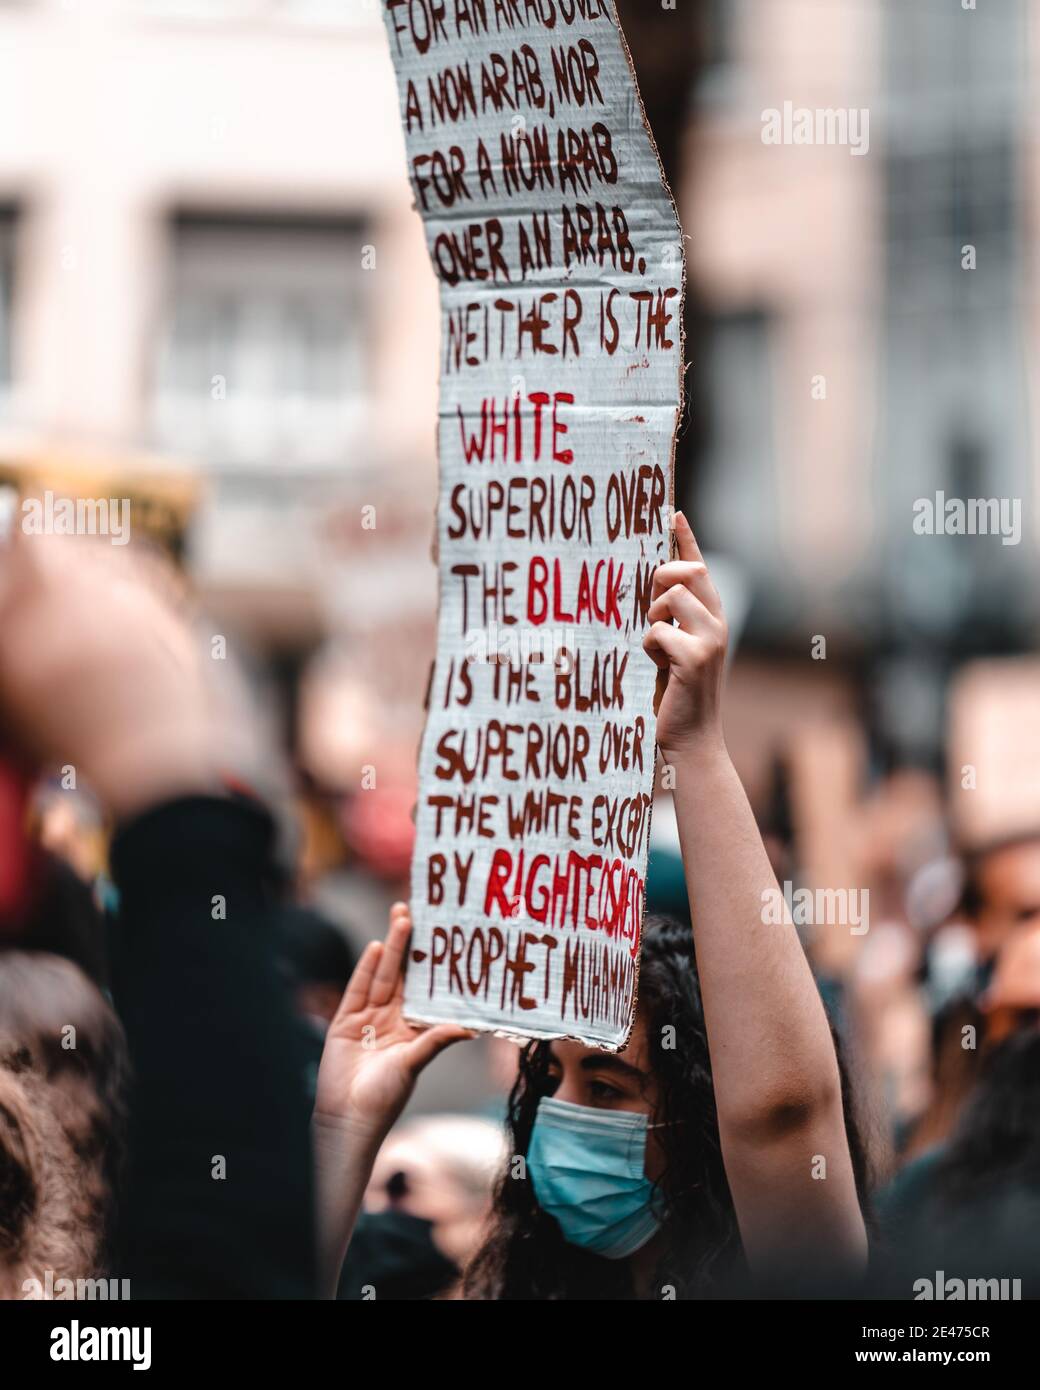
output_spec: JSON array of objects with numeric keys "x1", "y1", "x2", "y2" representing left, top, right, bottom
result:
[{"x1": 381, "y1": 0, "x2": 684, "y2": 1048}]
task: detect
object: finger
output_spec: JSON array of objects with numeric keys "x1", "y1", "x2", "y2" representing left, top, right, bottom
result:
[
  {"x1": 650, "y1": 558, "x2": 722, "y2": 618},
  {"x1": 335, "y1": 940, "x2": 383, "y2": 1021},
  {"x1": 673, "y1": 510, "x2": 704, "y2": 566},
  {"x1": 387, "y1": 903, "x2": 413, "y2": 1001},
  {"x1": 651, "y1": 560, "x2": 701, "y2": 598},
  {"x1": 388, "y1": 900, "x2": 411, "y2": 929},
  {"x1": 392, "y1": 970, "x2": 406, "y2": 1003},
  {"x1": 643, "y1": 620, "x2": 686, "y2": 669},
  {"x1": 647, "y1": 583, "x2": 716, "y2": 636},
  {"x1": 404, "y1": 1023, "x2": 476, "y2": 1074},
  {"x1": 371, "y1": 906, "x2": 411, "y2": 1005}
]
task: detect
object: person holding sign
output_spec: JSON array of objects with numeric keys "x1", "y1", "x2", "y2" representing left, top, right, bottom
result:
[{"x1": 314, "y1": 515, "x2": 870, "y2": 1298}]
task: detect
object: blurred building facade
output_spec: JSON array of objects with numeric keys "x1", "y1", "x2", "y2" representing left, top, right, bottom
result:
[
  {"x1": 687, "y1": 0, "x2": 1038, "y2": 786},
  {"x1": 0, "y1": 0, "x2": 440, "y2": 784}
]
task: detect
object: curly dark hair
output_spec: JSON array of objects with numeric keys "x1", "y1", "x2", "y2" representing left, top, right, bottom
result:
[
  {"x1": 933, "y1": 1029, "x2": 1040, "y2": 1208},
  {"x1": 465, "y1": 915, "x2": 872, "y2": 1300},
  {"x1": 0, "y1": 951, "x2": 129, "y2": 1292}
]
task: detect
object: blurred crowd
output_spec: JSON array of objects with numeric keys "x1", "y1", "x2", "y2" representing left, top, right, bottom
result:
[{"x1": 1, "y1": 520, "x2": 1039, "y2": 1303}]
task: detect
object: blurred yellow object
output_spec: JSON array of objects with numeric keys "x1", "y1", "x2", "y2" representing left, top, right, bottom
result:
[
  {"x1": 0, "y1": 444, "x2": 201, "y2": 562},
  {"x1": 34, "y1": 789, "x2": 107, "y2": 884}
]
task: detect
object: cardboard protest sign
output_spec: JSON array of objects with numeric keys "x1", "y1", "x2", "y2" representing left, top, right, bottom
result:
[
  {"x1": 381, "y1": 0, "x2": 684, "y2": 1048},
  {"x1": 948, "y1": 659, "x2": 1040, "y2": 850}
]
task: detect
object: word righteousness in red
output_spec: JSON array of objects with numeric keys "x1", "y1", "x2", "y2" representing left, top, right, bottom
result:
[{"x1": 483, "y1": 845, "x2": 643, "y2": 955}]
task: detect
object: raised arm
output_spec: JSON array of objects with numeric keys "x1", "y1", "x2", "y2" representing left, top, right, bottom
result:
[
  {"x1": 312, "y1": 903, "x2": 472, "y2": 1299},
  {"x1": 643, "y1": 512, "x2": 867, "y2": 1280},
  {"x1": 0, "y1": 534, "x2": 315, "y2": 1297}
]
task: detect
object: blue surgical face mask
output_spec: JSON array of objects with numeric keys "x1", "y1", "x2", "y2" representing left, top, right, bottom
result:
[{"x1": 527, "y1": 1096, "x2": 664, "y2": 1260}]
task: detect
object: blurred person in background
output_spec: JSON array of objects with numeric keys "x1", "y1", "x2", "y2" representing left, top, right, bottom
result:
[
  {"x1": 277, "y1": 904, "x2": 359, "y2": 1100},
  {"x1": 339, "y1": 1114, "x2": 506, "y2": 1300},
  {"x1": 894, "y1": 992, "x2": 983, "y2": 1171},
  {"x1": 838, "y1": 772, "x2": 947, "y2": 1164},
  {"x1": 961, "y1": 833, "x2": 1040, "y2": 977},
  {"x1": 885, "y1": 831, "x2": 1040, "y2": 1198},
  {"x1": 278, "y1": 905, "x2": 359, "y2": 1033},
  {"x1": 877, "y1": 918, "x2": 1040, "y2": 1295},
  {"x1": 0, "y1": 531, "x2": 316, "y2": 1297}
]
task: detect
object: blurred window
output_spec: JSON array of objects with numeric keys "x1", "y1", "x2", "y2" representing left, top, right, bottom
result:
[
  {"x1": 153, "y1": 213, "x2": 368, "y2": 471},
  {"x1": 883, "y1": 0, "x2": 1022, "y2": 308},
  {"x1": 886, "y1": 142, "x2": 1016, "y2": 301},
  {"x1": 695, "y1": 309, "x2": 776, "y2": 572},
  {"x1": 881, "y1": 0, "x2": 1030, "y2": 642},
  {"x1": 885, "y1": 0, "x2": 1025, "y2": 109}
]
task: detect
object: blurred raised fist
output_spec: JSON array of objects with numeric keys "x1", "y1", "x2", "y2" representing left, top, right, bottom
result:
[{"x1": 0, "y1": 534, "x2": 220, "y2": 820}]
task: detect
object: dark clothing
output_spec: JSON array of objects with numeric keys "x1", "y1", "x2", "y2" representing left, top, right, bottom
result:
[
  {"x1": 109, "y1": 796, "x2": 316, "y2": 1298},
  {"x1": 874, "y1": 1140, "x2": 1040, "y2": 1297},
  {"x1": 23, "y1": 850, "x2": 110, "y2": 988},
  {"x1": 876, "y1": 1145, "x2": 947, "y2": 1233},
  {"x1": 338, "y1": 1212, "x2": 459, "y2": 1301}
]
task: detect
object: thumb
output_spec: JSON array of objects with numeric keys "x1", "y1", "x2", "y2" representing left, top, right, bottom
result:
[{"x1": 404, "y1": 1024, "x2": 476, "y2": 1075}]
